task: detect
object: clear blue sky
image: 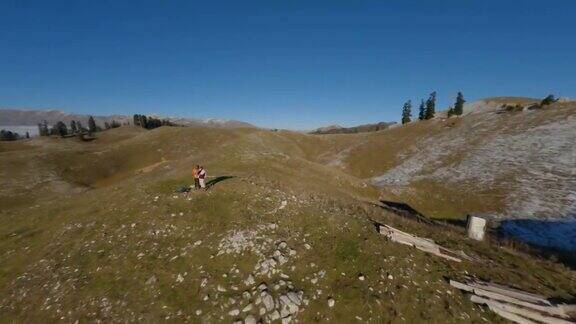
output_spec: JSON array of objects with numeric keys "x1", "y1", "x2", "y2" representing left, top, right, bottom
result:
[{"x1": 1, "y1": 1, "x2": 575, "y2": 129}]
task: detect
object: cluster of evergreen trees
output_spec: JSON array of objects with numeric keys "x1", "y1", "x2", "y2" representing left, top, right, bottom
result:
[
  {"x1": 0, "y1": 129, "x2": 29, "y2": 141},
  {"x1": 133, "y1": 114, "x2": 173, "y2": 130},
  {"x1": 104, "y1": 120, "x2": 122, "y2": 129},
  {"x1": 37, "y1": 116, "x2": 124, "y2": 138},
  {"x1": 35, "y1": 113, "x2": 174, "y2": 138},
  {"x1": 401, "y1": 92, "x2": 465, "y2": 124}
]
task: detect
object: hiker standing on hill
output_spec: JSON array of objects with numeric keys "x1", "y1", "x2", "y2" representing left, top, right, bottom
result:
[
  {"x1": 198, "y1": 166, "x2": 207, "y2": 190},
  {"x1": 192, "y1": 165, "x2": 201, "y2": 190}
]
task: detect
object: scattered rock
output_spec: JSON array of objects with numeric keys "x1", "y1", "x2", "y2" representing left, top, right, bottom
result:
[
  {"x1": 268, "y1": 310, "x2": 281, "y2": 321},
  {"x1": 244, "y1": 274, "x2": 255, "y2": 286},
  {"x1": 145, "y1": 275, "x2": 157, "y2": 285},
  {"x1": 228, "y1": 309, "x2": 240, "y2": 316},
  {"x1": 242, "y1": 303, "x2": 253, "y2": 312},
  {"x1": 244, "y1": 314, "x2": 257, "y2": 324},
  {"x1": 327, "y1": 297, "x2": 335, "y2": 308},
  {"x1": 286, "y1": 291, "x2": 302, "y2": 306},
  {"x1": 262, "y1": 292, "x2": 275, "y2": 311},
  {"x1": 279, "y1": 294, "x2": 299, "y2": 317}
]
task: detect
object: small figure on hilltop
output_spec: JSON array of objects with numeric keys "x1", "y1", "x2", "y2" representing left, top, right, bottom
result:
[
  {"x1": 198, "y1": 166, "x2": 207, "y2": 190},
  {"x1": 192, "y1": 165, "x2": 201, "y2": 190}
]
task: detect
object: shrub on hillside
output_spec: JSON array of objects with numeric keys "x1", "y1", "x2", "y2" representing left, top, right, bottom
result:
[
  {"x1": 540, "y1": 94, "x2": 558, "y2": 107},
  {"x1": 0, "y1": 129, "x2": 19, "y2": 141},
  {"x1": 133, "y1": 114, "x2": 174, "y2": 130},
  {"x1": 501, "y1": 104, "x2": 524, "y2": 112},
  {"x1": 55, "y1": 121, "x2": 68, "y2": 137}
]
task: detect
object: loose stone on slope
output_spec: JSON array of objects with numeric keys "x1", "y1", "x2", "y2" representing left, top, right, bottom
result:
[
  {"x1": 228, "y1": 309, "x2": 240, "y2": 316},
  {"x1": 244, "y1": 314, "x2": 257, "y2": 324},
  {"x1": 145, "y1": 275, "x2": 157, "y2": 285},
  {"x1": 244, "y1": 274, "x2": 255, "y2": 286},
  {"x1": 327, "y1": 297, "x2": 335, "y2": 308},
  {"x1": 242, "y1": 303, "x2": 253, "y2": 312},
  {"x1": 261, "y1": 291, "x2": 275, "y2": 311}
]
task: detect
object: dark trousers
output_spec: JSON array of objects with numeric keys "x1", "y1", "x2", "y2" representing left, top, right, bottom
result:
[{"x1": 194, "y1": 178, "x2": 200, "y2": 189}]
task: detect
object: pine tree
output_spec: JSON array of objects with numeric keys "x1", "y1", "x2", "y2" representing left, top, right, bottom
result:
[
  {"x1": 418, "y1": 100, "x2": 426, "y2": 120},
  {"x1": 70, "y1": 120, "x2": 78, "y2": 133},
  {"x1": 133, "y1": 114, "x2": 140, "y2": 127},
  {"x1": 38, "y1": 120, "x2": 49, "y2": 136},
  {"x1": 425, "y1": 92, "x2": 436, "y2": 120},
  {"x1": 401, "y1": 100, "x2": 412, "y2": 124},
  {"x1": 447, "y1": 106, "x2": 455, "y2": 117},
  {"x1": 88, "y1": 116, "x2": 97, "y2": 133},
  {"x1": 55, "y1": 121, "x2": 68, "y2": 137},
  {"x1": 454, "y1": 92, "x2": 465, "y2": 115}
]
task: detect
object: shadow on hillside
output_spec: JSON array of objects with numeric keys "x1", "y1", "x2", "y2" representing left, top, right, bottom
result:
[
  {"x1": 378, "y1": 200, "x2": 437, "y2": 226},
  {"x1": 376, "y1": 200, "x2": 576, "y2": 269},
  {"x1": 434, "y1": 218, "x2": 468, "y2": 227},
  {"x1": 206, "y1": 176, "x2": 235, "y2": 188}
]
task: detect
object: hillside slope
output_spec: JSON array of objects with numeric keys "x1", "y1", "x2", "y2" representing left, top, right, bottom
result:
[
  {"x1": 310, "y1": 121, "x2": 396, "y2": 134},
  {"x1": 0, "y1": 103, "x2": 575, "y2": 322},
  {"x1": 326, "y1": 98, "x2": 576, "y2": 221}
]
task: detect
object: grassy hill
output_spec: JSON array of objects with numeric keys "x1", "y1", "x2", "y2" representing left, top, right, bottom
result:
[
  {"x1": 0, "y1": 99, "x2": 575, "y2": 322},
  {"x1": 337, "y1": 99, "x2": 576, "y2": 221}
]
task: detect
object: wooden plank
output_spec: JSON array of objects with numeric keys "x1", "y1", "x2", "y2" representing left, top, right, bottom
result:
[
  {"x1": 471, "y1": 295, "x2": 574, "y2": 324},
  {"x1": 380, "y1": 225, "x2": 462, "y2": 262},
  {"x1": 487, "y1": 303, "x2": 539, "y2": 324},
  {"x1": 470, "y1": 280, "x2": 551, "y2": 306},
  {"x1": 451, "y1": 280, "x2": 568, "y2": 319},
  {"x1": 450, "y1": 279, "x2": 474, "y2": 292},
  {"x1": 472, "y1": 286, "x2": 568, "y2": 318}
]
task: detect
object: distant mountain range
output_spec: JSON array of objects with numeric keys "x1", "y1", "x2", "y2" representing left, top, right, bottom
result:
[
  {"x1": 310, "y1": 121, "x2": 396, "y2": 134},
  {"x1": 0, "y1": 109, "x2": 254, "y2": 129}
]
